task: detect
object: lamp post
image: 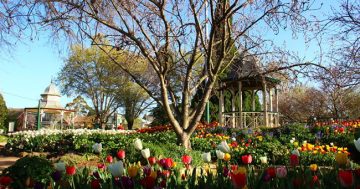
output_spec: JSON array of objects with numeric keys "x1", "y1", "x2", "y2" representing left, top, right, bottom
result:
[{"x1": 36, "y1": 99, "x2": 42, "y2": 130}]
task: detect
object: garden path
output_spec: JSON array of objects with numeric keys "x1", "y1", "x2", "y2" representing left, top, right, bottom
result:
[{"x1": 0, "y1": 142, "x2": 19, "y2": 173}]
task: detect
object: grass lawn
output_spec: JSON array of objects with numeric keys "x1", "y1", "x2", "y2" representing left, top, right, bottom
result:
[{"x1": 0, "y1": 135, "x2": 7, "y2": 143}]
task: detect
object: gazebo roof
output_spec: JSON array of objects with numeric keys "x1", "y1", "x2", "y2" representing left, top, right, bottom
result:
[
  {"x1": 218, "y1": 53, "x2": 280, "y2": 90},
  {"x1": 41, "y1": 82, "x2": 61, "y2": 97}
]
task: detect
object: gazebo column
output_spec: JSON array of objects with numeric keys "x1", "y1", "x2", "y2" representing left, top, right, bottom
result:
[
  {"x1": 251, "y1": 90, "x2": 256, "y2": 128},
  {"x1": 219, "y1": 87, "x2": 225, "y2": 125},
  {"x1": 231, "y1": 90, "x2": 236, "y2": 128},
  {"x1": 23, "y1": 109, "x2": 28, "y2": 129},
  {"x1": 60, "y1": 110, "x2": 64, "y2": 129},
  {"x1": 269, "y1": 88, "x2": 273, "y2": 127},
  {"x1": 275, "y1": 87, "x2": 279, "y2": 127},
  {"x1": 262, "y1": 81, "x2": 268, "y2": 127},
  {"x1": 238, "y1": 82, "x2": 243, "y2": 128}
]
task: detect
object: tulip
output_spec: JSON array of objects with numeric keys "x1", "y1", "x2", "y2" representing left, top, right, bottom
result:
[
  {"x1": 217, "y1": 141, "x2": 231, "y2": 153},
  {"x1": 202, "y1": 152, "x2": 211, "y2": 163},
  {"x1": 182, "y1": 155, "x2": 192, "y2": 165},
  {"x1": 54, "y1": 162, "x2": 66, "y2": 172},
  {"x1": 216, "y1": 150, "x2": 225, "y2": 160},
  {"x1": 354, "y1": 138, "x2": 360, "y2": 152},
  {"x1": 230, "y1": 169, "x2": 247, "y2": 189},
  {"x1": 162, "y1": 170, "x2": 171, "y2": 178},
  {"x1": 51, "y1": 171, "x2": 62, "y2": 182},
  {"x1": 91, "y1": 179, "x2": 101, "y2": 189},
  {"x1": 335, "y1": 152, "x2": 348, "y2": 166},
  {"x1": 97, "y1": 163, "x2": 105, "y2": 170},
  {"x1": 224, "y1": 153, "x2": 231, "y2": 161},
  {"x1": 267, "y1": 167, "x2": 276, "y2": 178},
  {"x1": 148, "y1": 156, "x2": 157, "y2": 165},
  {"x1": 92, "y1": 143, "x2": 102, "y2": 153},
  {"x1": 121, "y1": 176, "x2": 134, "y2": 189},
  {"x1": 241, "y1": 154, "x2": 252, "y2": 164},
  {"x1": 140, "y1": 176, "x2": 156, "y2": 189},
  {"x1": 290, "y1": 154, "x2": 299, "y2": 166},
  {"x1": 276, "y1": 166, "x2": 287, "y2": 178},
  {"x1": 117, "y1": 150, "x2": 126, "y2": 159},
  {"x1": 223, "y1": 167, "x2": 230, "y2": 177},
  {"x1": 106, "y1": 155, "x2": 113, "y2": 163},
  {"x1": 108, "y1": 161, "x2": 124, "y2": 177},
  {"x1": 259, "y1": 156, "x2": 268, "y2": 164},
  {"x1": 127, "y1": 165, "x2": 139, "y2": 177},
  {"x1": 66, "y1": 165, "x2": 76, "y2": 176},
  {"x1": 0, "y1": 176, "x2": 13, "y2": 186},
  {"x1": 309, "y1": 164, "x2": 318, "y2": 172},
  {"x1": 291, "y1": 149, "x2": 300, "y2": 157},
  {"x1": 338, "y1": 170, "x2": 353, "y2": 187},
  {"x1": 141, "y1": 148, "x2": 150, "y2": 159},
  {"x1": 161, "y1": 158, "x2": 174, "y2": 169},
  {"x1": 134, "y1": 138, "x2": 143, "y2": 150}
]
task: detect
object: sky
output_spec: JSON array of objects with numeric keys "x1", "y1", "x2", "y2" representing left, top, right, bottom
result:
[{"x1": 0, "y1": 0, "x2": 337, "y2": 109}]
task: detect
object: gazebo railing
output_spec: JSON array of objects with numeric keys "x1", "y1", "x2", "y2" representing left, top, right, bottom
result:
[{"x1": 222, "y1": 111, "x2": 279, "y2": 128}]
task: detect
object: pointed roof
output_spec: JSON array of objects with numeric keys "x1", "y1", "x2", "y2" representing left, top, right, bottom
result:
[{"x1": 41, "y1": 81, "x2": 61, "y2": 97}]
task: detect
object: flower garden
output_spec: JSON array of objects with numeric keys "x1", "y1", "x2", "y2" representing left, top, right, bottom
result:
[{"x1": 1, "y1": 121, "x2": 360, "y2": 189}]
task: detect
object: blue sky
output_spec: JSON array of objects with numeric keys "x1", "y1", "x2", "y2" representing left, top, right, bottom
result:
[
  {"x1": 0, "y1": 0, "x2": 337, "y2": 109},
  {"x1": 0, "y1": 38, "x2": 72, "y2": 108}
]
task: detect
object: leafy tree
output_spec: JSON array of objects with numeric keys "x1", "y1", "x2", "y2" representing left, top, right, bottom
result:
[
  {"x1": 0, "y1": 93, "x2": 8, "y2": 131},
  {"x1": 65, "y1": 96, "x2": 93, "y2": 116}
]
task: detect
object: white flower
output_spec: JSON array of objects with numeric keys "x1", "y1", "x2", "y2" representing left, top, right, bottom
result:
[
  {"x1": 141, "y1": 148, "x2": 150, "y2": 159},
  {"x1": 290, "y1": 139, "x2": 295, "y2": 144},
  {"x1": 330, "y1": 142, "x2": 334, "y2": 146},
  {"x1": 202, "y1": 152, "x2": 211, "y2": 163},
  {"x1": 217, "y1": 141, "x2": 230, "y2": 153},
  {"x1": 231, "y1": 137, "x2": 236, "y2": 141},
  {"x1": 302, "y1": 140, "x2": 307, "y2": 145},
  {"x1": 134, "y1": 138, "x2": 143, "y2": 150},
  {"x1": 354, "y1": 138, "x2": 360, "y2": 152},
  {"x1": 216, "y1": 150, "x2": 225, "y2": 160},
  {"x1": 259, "y1": 156, "x2": 268, "y2": 164},
  {"x1": 291, "y1": 149, "x2": 300, "y2": 157},
  {"x1": 54, "y1": 162, "x2": 66, "y2": 172},
  {"x1": 108, "y1": 161, "x2": 124, "y2": 177},
  {"x1": 92, "y1": 143, "x2": 102, "y2": 153}
]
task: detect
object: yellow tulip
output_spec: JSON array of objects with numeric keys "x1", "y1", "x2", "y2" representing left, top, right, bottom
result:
[
  {"x1": 150, "y1": 171, "x2": 157, "y2": 179},
  {"x1": 335, "y1": 152, "x2": 348, "y2": 165},
  {"x1": 234, "y1": 167, "x2": 246, "y2": 174},
  {"x1": 224, "y1": 153, "x2": 231, "y2": 161},
  {"x1": 309, "y1": 164, "x2": 318, "y2": 172},
  {"x1": 127, "y1": 166, "x2": 139, "y2": 177},
  {"x1": 293, "y1": 142, "x2": 299, "y2": 147}
]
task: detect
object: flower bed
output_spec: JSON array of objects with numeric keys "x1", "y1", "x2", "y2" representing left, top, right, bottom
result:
[{"x1": 1, "y1": 138, "x2": 360, "y2": 189}]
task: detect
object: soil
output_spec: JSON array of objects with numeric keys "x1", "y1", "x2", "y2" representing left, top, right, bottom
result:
[{"x1": 0, "y1": 142, "x2": 19, "y2": 173}]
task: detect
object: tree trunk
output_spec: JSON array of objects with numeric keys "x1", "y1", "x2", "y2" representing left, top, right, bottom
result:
[
  {"x1": 127, "y1": 119, "x2": 134, "y2": 130},
  {"x1": 177, "y1": 133, "x2": 191, "y2": 150}
]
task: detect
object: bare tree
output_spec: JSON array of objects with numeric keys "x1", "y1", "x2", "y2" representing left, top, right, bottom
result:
[{"x1": 3, "y1": 0, "x2": 318, "y2": 148}]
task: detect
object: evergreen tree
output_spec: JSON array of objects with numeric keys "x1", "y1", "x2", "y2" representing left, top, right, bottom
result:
[{"x1": 0, "y1": 93, "x2": 8, "y2": 130}]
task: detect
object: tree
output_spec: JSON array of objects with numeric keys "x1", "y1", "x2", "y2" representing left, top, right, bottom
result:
[
  {"x1": 119, "y1": 81, "x2": 152, "y2": 130},
  {"x1": 57, "y1": 45, "x2": 126, "y2": 128},
  {"x1": 3, "y1": 0, "x2": 319, "y2": 148},
  {"x1": 0, "y1": 93, "x2": 8, "y2": 130},
  {"x1": 65, "y1": 95, "x2": 93, "y2": 116}
]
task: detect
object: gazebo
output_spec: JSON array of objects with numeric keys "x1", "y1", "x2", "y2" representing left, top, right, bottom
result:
[
  {"x1": 22, "y1": 82, "x2": 75, "y2": 130},
  {"x1": 217, "y1": 54, "x2": 280, "y2": 128}
]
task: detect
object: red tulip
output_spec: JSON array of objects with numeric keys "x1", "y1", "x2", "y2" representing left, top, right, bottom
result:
[
  {"x1": 290, "y1": 154, "x2": 299, "y2": 166},
  {"x1": 162, "y1": 170, "x2": 171, "y2": 178},
  {"x1": 91, "y1": 179, "x2": 101, "y2": 189},
  {"x1": 66, "y1": 166, "x2": 76, "y2": 176},
  {"x1": 163, "y1": 158, "x2": 174, "y2": 169},
  {"x1": 230, "y1": 171, "x2": 247, "y2": 189},
  {"x1": 97, "y1": 163, "x2": 105, "y2": 170},
  {"x1": 182, "y1": 155, "x2": 192, "y2": 165},
  {"x1": 267, "y1": 167, "x2": 276, "y2": 178},
  {"x1": 148, "y1": 156, "x2": 157, "y2": 165},
  {"x1": 106, "y1": 155, "x2": 113, "y2": 163},
  {"x1": 0, "y1": 176, "x2": 13, "y2": 186},
  {"x1": 339, "y1": 170, "x2": 354, "y2": 187},
  {"x1": 117, "y1": 150, "x2": 126, "y2": 159},
  {"x1": 140, "y1": 176, "x2": 156, "y2": 189},
  {"x1": 241, "y1": 154, "x2": 252, "y2": 164}
]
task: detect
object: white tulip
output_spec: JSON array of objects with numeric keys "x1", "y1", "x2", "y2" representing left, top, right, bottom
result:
[
  {"x1": 330, "y1": 142, "x2": 334, "y2": 146},
  {"x1": 291, "y1": 149, "x2": 300, "y2": 157},
  {"x1": 141, "y1": 148, "x2": 150, "y2": 159},
  {"x1": 92, "y1": 143, "x2": 102, "y2": 153},
  {"x1": 216, "y1": 150, "x2": 225, "y2": 160},
  {"x1": 290, "y1": 139, "x2": 295, "y2": 144},
  {"x1": 217, "y1": 141, "x2": 230, "y2": 153},
  {"x1": 54, "y1": 162, "x2": 66, "y2": 172},
  {"x1": 354, "y1": 138, "x2": 360, "y2": 152},
  {"x1": 202, "y1": 152, "x2": 212, "y2": 163},
  {"x1": 108, "y1": 161, "x2": 124, "y2": 177},
  {"x1": 259, "y1": 156, "x2": 268, "y2": 164},
  {"x1": 134, "y1": 138, "x2": 143, "y2": 150}
]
